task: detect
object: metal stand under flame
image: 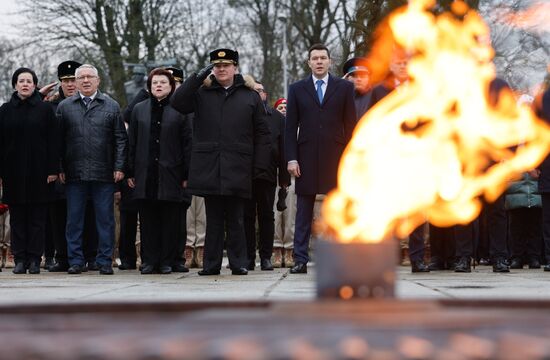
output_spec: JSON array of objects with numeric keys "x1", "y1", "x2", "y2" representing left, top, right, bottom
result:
[{"x1": 316, "y1": 239, "x2": 397, "y2": 299}]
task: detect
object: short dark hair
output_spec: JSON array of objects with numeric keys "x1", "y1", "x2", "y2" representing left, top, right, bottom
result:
[
  {"x1": 12, "y1": 67, "x2": 38, "y2": 89},
  {"x1": 308, "y1": 43, "x2": 330, "y2": 59},
  {"x1": 147, "y1": 68, "x2": 176, "y2": 96}
]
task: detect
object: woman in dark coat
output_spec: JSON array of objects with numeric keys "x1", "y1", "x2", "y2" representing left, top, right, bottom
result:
[
  {"x1": 127, "y1": 68, "x2": 192, "y2": 274},
  {"x1": 0, "y1": 68, "x2": 58, "y2": 274}
]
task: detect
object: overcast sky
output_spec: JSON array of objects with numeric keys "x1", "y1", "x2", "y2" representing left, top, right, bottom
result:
[{"x1": 0, "y1": 0, "x2": 21, "y2": 38}]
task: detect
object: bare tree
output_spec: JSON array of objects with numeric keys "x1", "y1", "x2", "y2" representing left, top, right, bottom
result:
[{"x1": 19, "y1": 0, "x2": 184, "y2": 106}]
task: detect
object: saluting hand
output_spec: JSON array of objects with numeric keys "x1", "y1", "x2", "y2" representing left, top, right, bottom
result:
[
  {"x1": 127, "y1": 178, "x2": 136, "y2": 188},
  {"x1": 47, "y1": 175, "x2": 58, "y2": 184}
]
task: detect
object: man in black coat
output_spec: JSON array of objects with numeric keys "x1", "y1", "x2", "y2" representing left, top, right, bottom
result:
[
  {"x1": 171, "y1": 48, "x2": 271, "y2": 275},
  {"x1": 244, "y1": 80, "x2": 290, "y2": 271},
  {"x1": 285, "y1": 43, "x2": 357, "y2": 274},
  {"x1": 535, "y1": 84, "x2": 550, "y2": 271}
]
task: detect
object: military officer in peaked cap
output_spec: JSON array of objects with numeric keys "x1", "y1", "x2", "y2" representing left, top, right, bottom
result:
[{"x1": 171, "y1": 48, "x2": 271, "y2": 276}]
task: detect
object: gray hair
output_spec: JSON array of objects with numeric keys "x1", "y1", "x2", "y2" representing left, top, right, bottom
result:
[{"x1": 75, "y1": 64, "x2": 99, "y2": 78}]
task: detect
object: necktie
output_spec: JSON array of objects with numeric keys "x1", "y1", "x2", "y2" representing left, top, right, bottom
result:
[
  {"x1": 316, "y1": 79, "x2": 324, "y2": 103},
  {"x1": 83, "y1": 97, "x2": 92, "y2": 108}
]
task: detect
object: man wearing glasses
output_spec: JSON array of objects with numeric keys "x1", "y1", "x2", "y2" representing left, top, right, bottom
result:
[{"x1": 57, "y1": 64, "x2": 128, "y2": 275}]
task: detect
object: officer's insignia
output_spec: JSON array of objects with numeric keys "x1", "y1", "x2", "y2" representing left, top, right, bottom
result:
[{"x1": 218, "y1": 51, "x2": 226, "y2": 57}]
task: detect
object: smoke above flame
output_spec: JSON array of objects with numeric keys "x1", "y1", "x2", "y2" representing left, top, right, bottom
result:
[{"x1": 321, "y1": 0, "x2": 550, "y2": 243}]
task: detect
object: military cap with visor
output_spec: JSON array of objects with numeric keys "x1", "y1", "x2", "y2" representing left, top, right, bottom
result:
[
  {"x1": 165, "y1": 66, "x2": 184, "y2": 83},
  {"x1": 210, "y1": 48, "x2": 239, "y2": 65},
  {"x1": 57, "y1": 60, "x2": 82, "y2": 80}
]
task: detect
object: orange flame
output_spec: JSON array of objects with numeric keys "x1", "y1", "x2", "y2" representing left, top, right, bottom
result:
[
  {"x1": 496, "y1": 2, "x2": 550, "y2": 33},
  {"x1": 322, "y1": 0, "x2": 550, "y2": 243}
]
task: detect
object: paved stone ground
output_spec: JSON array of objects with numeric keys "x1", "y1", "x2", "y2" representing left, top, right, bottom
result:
[{"x1": 1, "y1": 262, "x2": 549, "y2": 304}]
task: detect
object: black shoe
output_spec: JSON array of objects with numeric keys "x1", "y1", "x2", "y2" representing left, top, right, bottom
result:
[
  {"x1": 99, "y1": 265, "x2": 114, "y2": 275},
  {"x1": 44, "y1": 257, "x2": 55, "y2": 270},
  {"x1": 510, "y1": 258, "x2": 523, "y2": 269},
  {"x1": 87, "y1": 262, "x2": 100, "y2": 271},
  {"x1": 454, "y1": 257, "x2": 471, "y2": 273},
  {"x1": 49, "y1": 263, "x2": 69, "y2": 272},
  {"x1": 198, "y1": 269, "x2": 221, "y2": 276},
  {"x1": 67, "y1": 264, "x2": 83, "y2": 274},
  {"x1": 528, "y1": 258, "x2": 541, "y2": 269},
  {"x1": 544, "y1": 264, "x2": 550, "y2": 272},
  {"x1": 140, "y1": 264, "x2": 155, "y2": 274},
  {"x1": 493, "y1": 259, "x2": 510, "y2": 273},
  {"x1": 172, "y1": 263, "x2": 189, "y2": 273},
  {"x1": 260, "y1": 258, "x2": 274, "y2": 271},
  {"x1": 247, "y1": 259, "x2": 255, "y2": 271},
  {"x1": 411, "y1": 260, "x2": 430, "y2": 273},
  {"x1": 28, "y1": 261, "x2": 40, "y2": 274},
  {"x1": 290, "y1": 263, "x2": 307, "y2": 274},
  {"x1": 118, "y1": 262, "x2": 137, "y2": 270},
  {"x1": 231, "y1": 267, "x2": 248, "y2": 275},
  {"x1": 160, "y1": 265, "x2": 172, "y2": 274},
  {"x1": 13, "y1": 262, "x2": 27, "y2": 274}
]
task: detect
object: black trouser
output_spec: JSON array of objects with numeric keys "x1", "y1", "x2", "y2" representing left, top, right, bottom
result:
[
  {"x1": 50, "y1": 199, "x2": 68, "y2": 265},
  {"x1": 509, "y1": 207, "x2": 542, "y2": 261},
  {"x1": 203, "y1": 195, "x2": 247, "y2": 271},
  {"x1": 541, "y1": 194, "x2": 550, "y2": 263},
  {"x1": 118, "y1": 209, "x2": 139, "y2": 266},
  {"x1": 44, "y1": 209, "x2": 55, "y2": 260},
  {"x1": 485, "y1": 195, "x2": 509, "y2": 260},
  {"x1": 429, "y1": 224, "x2": 456, "y2": 263},
  {"x1": 408, "y1": 224, "x2": 427, "y2": 262},
  {"x1": 9, "y1": 203, "x2": 48, "y2": 265},
  {"x1": 244, "y1": 179, "x2": 276, "y2": 262},
  {"x1": 139, "y1": 200, "x2": 181, "y2": 268},
  {"x1": 455, "y1": 221, "x2": 476, "y2": 258}
]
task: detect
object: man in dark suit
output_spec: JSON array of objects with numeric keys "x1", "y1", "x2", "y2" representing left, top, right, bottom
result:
[{"x1": 285, "y1": 43, "x2": 356, "y2": 274}]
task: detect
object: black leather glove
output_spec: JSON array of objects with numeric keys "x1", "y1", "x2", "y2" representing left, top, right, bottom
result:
[
  {"x1": 276, "y1": 187, "x2": 288, "y2": 211},
  {"x1": 196, "y1": 64, "x2": 214, "y2": 82}
]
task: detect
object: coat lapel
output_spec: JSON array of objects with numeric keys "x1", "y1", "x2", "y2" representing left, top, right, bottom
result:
[
  {"x1": 303, "y1": 76, "x2": 321, "y2": 106},
  {"x1": 322, "y1": 74, "x2": 338, "y2": 106}
]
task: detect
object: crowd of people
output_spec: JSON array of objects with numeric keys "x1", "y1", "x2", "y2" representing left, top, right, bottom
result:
[{"x1": 0, "y1": 42, "x2": 549, "y2": 277}]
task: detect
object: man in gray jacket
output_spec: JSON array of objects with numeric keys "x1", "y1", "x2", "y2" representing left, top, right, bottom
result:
[{"x1": 57, "y1": 64, "x2": 128, "y2": 275}]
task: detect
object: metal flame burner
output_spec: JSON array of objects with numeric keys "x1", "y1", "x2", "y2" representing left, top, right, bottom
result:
[{"x1": 316, "y1": 239, "x2": 397, "y2": 299}]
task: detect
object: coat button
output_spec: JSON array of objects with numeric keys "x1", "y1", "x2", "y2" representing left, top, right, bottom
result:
[{"x1": 156, "y1": 139, "x2": 159, "y2": 143}]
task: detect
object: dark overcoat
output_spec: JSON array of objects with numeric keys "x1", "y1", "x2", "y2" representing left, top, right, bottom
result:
[
  {"x1": 284, "y1": 74, "x2": 356, "y2": 195},
  {"x1": 128, "y1": 98, "x2": 192, "y2": 203},
  {"x1": 255, "y1": 106, "x2": 290, "y2": 187},
  {"x1": 536, "y1": 88, "x2": 550, "y2": 193},
  {"x1": 170, "y1": 73, "x2": 271, "y2": 199},
  {"x1": 0, "y1": 91, "x2": 58, "y2": 204}
]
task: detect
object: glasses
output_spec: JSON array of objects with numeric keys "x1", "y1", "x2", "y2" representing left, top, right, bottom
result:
[
  {"x1": 76, "y1": 75, "x2": 98, "y2": 81},
  {"x1": 256, "y1": 89, "x2": 266, "y2": 93}
]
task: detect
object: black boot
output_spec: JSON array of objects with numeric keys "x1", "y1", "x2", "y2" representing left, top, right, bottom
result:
[
  {"x1": 13, "y1": 262, "x2": 26, "y2": 274},
  {"x1": 411, "y1": 260, "x2": 430, "y2": 273},
  {"x1": 492, "y1": 258, "x2": 510, "y2": 273},
  {"x1": 28, "y1": 261, "x2": 40, "y2": 274},
  {"x1": 454, "y1": 257, "x2": 471, "y2": 273}
]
